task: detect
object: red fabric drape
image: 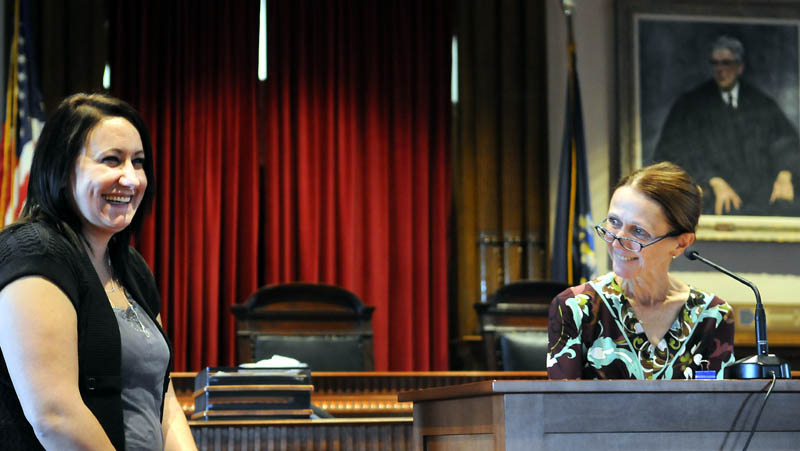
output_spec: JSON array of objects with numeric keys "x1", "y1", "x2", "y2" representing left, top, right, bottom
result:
[
  {"x1": 263, "y1": 0, "x2": 451, "y2": 370},
  {"x1": 112, "y1": 0, "x2": 450, "y2": 371},
  {"x1": 111, "y1": 0, "x2": 260, "y2": 371}
]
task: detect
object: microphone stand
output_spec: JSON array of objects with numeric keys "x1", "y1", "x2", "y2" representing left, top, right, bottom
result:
[{"x1": 685, "y1": 249, "x2": 790, "y2": 379}]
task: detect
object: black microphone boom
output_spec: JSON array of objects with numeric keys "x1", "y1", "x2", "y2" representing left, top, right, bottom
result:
[
  {"x1": 684, "y1": 249, "x2": 768, "y2": 355},
  {"x1": 683, "y1": 248, "x2": 790, "y2": 379}
]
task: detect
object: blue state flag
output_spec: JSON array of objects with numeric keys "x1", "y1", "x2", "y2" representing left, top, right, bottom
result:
[{"x1": 551, "y1": 36, "x2": 597, "y2": 286}]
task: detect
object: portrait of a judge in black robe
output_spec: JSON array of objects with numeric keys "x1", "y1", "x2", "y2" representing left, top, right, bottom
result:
[{"x1": 652, "y1": 34, "x2": 800, "y2": 217}]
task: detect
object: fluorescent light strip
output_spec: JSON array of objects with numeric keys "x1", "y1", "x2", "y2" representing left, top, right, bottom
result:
[{"x1": 258, "y1": 0, "x2": 267, "y2": 81}]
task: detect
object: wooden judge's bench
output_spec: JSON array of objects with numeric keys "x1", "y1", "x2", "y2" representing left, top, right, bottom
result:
[
  {"x1": 173, "y1": 371, "x2": 548, "y2": 450},
  {"x1": 173, "y1": 370, "x2": 800, "y2": 450}
]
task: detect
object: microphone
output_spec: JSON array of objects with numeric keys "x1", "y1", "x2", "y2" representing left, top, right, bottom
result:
[
  {"x1": 684, "y1": 249, "x2": 768, "y2": 354},
  {"x1": 683, "y1": 248, "x2": 790, "y2": 379}
]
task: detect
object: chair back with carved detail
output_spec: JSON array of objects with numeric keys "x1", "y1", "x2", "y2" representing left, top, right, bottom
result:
[
  {"x1": 474, "y1": 280, "x2": 569, "y2": 370},
  {"x1": 232, "y1": 283, "x2": 375, "y2": 371}
]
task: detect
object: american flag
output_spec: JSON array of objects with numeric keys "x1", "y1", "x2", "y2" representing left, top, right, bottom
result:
[{"x1": 1, "y1": 0, "x2": 45, "y2": 226}]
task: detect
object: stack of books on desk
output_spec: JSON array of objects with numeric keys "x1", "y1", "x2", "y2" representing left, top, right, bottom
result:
[{"x1": 191, "y1": 366, "x2": 313, "y2": 421}]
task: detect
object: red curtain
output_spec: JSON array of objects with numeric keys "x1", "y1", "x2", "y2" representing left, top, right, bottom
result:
[
  {"x1": 111, "y1": 0, "x2": 261, "y2": 371},
  {"x1": 112, "y1": 0, "x2": 450, "y2": 371}
]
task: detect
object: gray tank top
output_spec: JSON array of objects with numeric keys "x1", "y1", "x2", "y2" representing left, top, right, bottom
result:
[{"x1": 112, "y1": 290, "x2": 171, "y2": 451}]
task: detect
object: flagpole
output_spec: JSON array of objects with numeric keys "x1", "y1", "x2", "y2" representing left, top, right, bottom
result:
[
  {"x1": 551, "y1": 0, "x2": 597, "y2": 286},
  {"x1": 563, "y1": 0, "x2": 575, "y2": 62},
  {"x1": 562, "y1": 0, "x2": 577, "y2": 285},
  {"x1": 562, "y1": 0, "x2": 577, "y2": 109}
]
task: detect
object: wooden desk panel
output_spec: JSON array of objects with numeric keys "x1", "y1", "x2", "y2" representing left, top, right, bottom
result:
[{"x1": 190, "y1": 418, "x2": 412, "y2": 450}]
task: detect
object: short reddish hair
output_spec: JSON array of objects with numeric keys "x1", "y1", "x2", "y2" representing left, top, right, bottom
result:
[{"x1": 614, "y1": 161, "x2": 702, "y2": 233}]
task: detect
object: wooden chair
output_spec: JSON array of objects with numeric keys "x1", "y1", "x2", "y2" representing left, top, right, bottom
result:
[
  {"x1": 474, "y1": 280, "x2": 569, "y2": 371},
  {"x1": 232, "y1": 283, "x2": 375, "y2": 371}
]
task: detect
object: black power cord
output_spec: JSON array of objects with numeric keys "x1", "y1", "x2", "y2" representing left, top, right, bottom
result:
[{"x1": 742, "y1": 371, "x2": 777, "y2": 451}]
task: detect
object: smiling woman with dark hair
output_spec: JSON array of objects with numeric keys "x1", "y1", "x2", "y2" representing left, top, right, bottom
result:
[
  {"x1": 0, "y1": 93, "x2": 196, "y2": 450},
  {"x1": 547, "y1": 162, "x2": 736, "y2": 380}
]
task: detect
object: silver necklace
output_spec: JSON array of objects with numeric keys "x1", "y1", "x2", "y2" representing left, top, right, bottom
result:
[
  {"x1": 121, "y1": 296, "x2": 152, "y2": 338},
  {"x1": 105, "y1": 278, "x2": 118, "y2": 294},
  {"x1": 104, "y1": 253, "x2": 118, "y2": 294}
]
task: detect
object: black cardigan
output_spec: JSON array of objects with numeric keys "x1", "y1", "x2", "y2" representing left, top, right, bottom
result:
[{"x1": 0, "y1": 221, "x2": 173, "y2": 450}]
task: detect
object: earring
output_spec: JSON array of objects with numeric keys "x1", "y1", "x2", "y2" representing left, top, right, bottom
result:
[{"x1": 672, "y1": 255, "x2": 678, "y2": 260}]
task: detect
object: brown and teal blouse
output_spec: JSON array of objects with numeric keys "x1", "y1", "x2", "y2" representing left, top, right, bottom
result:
[{"x1": 547, "y1": 272, "x2": 735, "y2": 380}]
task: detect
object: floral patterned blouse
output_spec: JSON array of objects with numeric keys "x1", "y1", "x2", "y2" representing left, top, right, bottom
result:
[{"x1": 547, "y1": 272, "x2": 735, "y2": 380}]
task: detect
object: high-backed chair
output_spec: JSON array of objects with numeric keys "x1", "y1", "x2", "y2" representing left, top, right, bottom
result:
[
  {"x1": 474, "y1": 280, "x2": 570, "y2": 371},
  {"x1": 232, "y1": 283, "x2": 375, "y2": 371}
]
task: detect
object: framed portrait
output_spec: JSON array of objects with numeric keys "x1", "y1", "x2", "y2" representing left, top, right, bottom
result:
[{"x1": 615, "y1": 0, "x2": 800, "y2": 242}]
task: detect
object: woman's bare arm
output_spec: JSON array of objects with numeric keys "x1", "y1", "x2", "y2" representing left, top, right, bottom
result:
[
  {"x1": 0, "y1": 277, "x2": 114, "y2": 450},
  {"x1": 158, "y1": 314, "x2": 197, "y2": 451}
]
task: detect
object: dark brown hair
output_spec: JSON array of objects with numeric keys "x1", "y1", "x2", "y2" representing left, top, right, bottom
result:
[
  {"x1": 614, "y1": 161, "x2": 701, "y2": 233},
  {"x1": 17, "y1": 93, "x2": 155, "y2": 283}
]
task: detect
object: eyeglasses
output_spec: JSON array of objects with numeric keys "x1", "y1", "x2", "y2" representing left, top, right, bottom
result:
[
  {"x1": 594, "y1": 221, "x2": 681, "y2": 252},
  {"x1": 709, "y1": 58, "x2": 740, "y2": 67}
]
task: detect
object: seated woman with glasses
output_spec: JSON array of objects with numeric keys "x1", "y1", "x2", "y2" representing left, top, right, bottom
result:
[{"x1": 547, "y1": 161, "x2": 735, "y2": 379}]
